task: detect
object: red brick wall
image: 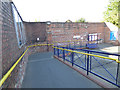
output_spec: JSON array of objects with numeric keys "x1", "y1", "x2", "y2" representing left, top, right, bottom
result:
[
  {"x1": 1, "y1": 0, "x2": 118, "y2": 88},
  {"x1": 24, "y1": 22, "x2": 118, "y2": 46},
  {"x1": 1, "y1": 1, "x2": 27, "y2": 88},
  {"x1": 23, "y1": 22, "x2": 47, "y2": 44},
  {"x1": 1, "y1": 1, "x2": 52, "y2": 87},
  {"x1": 47, "y1": 22, "x2": 106, "y2": 44},
  {"x1": 0, "y1": 0, "x2": 2, "y2": 85}
]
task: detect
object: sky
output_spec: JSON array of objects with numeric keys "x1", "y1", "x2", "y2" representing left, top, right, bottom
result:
[{"x1": 12, "y1": 0, "x2": 109, "y2": 22}]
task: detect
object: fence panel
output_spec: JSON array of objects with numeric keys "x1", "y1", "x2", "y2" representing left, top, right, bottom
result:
[{"x1": 53, "y1": 46, "x2": 120, "y2": 88}]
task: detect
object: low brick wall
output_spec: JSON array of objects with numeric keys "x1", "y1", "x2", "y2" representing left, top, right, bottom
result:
[{"x1": 27, "y1": 42, "x2": 53, "y2": 56}]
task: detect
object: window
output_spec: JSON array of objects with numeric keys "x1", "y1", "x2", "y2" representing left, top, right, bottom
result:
[
  {"x1": 110, "y1": 31, "x2": 117, "y2": 40},
  {"x1": 88, "y1": 33, "x2": 98, "y2": 41},
  {"x1": 11, "y1": 3, "x2": 26, "y2": 48}
]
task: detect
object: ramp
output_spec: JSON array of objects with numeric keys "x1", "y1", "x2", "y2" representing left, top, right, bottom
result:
[{"x1": 22, "y1": 52, "x2": 101, "y2": 88}]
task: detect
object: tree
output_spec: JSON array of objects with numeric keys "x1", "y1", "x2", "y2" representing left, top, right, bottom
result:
[
  {"x1": 104, "y1": 0, "x2": 120, "y2": 28},
  {"x1": 104, "y1": 1, "x2": 120, "y2": 87},
  {"x1": 76, "y1": 18, "x2": 86, "y2": 23},
  {"x1": 35, "y1": 19, "x2": 40, "y2": 22},
  {"x1": 65, "y1": 19, "x2": 72, "y2": 23}
]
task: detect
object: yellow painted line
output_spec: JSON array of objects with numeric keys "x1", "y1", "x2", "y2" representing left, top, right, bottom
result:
[{"x1": 52, "y1": 46, "x2": 120, "y2": 63}]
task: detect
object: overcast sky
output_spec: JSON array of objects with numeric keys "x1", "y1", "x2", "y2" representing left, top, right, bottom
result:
[{"x1": 12, "y1": 0, "x2": 109, "y2": 22}]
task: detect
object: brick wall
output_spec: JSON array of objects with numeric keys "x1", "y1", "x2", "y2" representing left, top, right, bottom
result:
[
  {"x1": 23, "y1": 22, "x2": 47, "y2": 44},
  {"x1": 46, "y1": 22, "x2": 106, "y2": 44},
  {"x1": 47, "y1": 22, "x2": 119, "y2": 46},
  {"x1": 1, "y1": 1, "x2": 27, "y2": 88},
  {"x1": 1, "y1": 0, "x2": 119, "y2": 88},
  {"x1": 24, "y1": 22, "x2": 117, "y2": 46},
  {"x1": 24, "y1": 22, "x2": 107, "y2": 44},
  {"x1": 27, "y1": 42, "x2": 52, "y2": 55},
  {"x1": 1, "y1": 1, "x2": 52, "y2": 88},
  {"x1": 0, "y1": 0, "x2": 2, "y2": 84}
]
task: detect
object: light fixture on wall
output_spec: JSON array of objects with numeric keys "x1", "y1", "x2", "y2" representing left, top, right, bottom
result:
[
  {"x1": 37, "y1": 38, "x2": 40, "y2": 41},
  {"x1": 85, "y1": 26, "x2": 88, "y2": 29},
  {"x1": 46, "y1": 21, "x2": 51, "y2": 25}
]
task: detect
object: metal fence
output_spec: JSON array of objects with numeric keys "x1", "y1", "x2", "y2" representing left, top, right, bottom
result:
[
  {"x1": 1, "y1": 42, "x2": 119, "y2": 88},
  {"x1": 53, "y1": 46, "x2": 120, "y2": 88}
]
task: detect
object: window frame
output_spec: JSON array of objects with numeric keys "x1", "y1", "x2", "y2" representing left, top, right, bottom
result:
[{"x1": 11, "y1": 3, "x2": 26, "y2": 48}]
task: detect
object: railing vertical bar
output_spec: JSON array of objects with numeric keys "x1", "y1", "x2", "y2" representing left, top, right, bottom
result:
[
  {"x1": 90, "y1": 52, "x2": 92, "y2": 71},
  {"x1": 116, "y1": 63, "x2": 120, "y2": 85},
  {"x1": 87, "y1": 51, "x2": 89, "y2": 75},
  {"x1": 52, "y1": 45, "x2": 120, "y2": 88},
  {"x1": 85, "y1": 51, "x2": 86, "y2": 69},
  {"x1": 71, "y1": 51, "x2": 74, "y2": 66},
  {"x1": 54, "y1": 48, "x2": 55, "y2": 55},
  {"x1": 57, "y1": 46, "x2": 59, "y2": 57},
  {"x1": 47, "y1": 41, "x2": 49, "y2": 52},
  {"x1": 63, "y1": 47, "x2": 65, "y2": 61}
]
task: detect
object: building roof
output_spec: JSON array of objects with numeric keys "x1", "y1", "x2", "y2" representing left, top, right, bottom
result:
[{"x1": 105, "y1": 22, "x2": 118, "y2": 31}]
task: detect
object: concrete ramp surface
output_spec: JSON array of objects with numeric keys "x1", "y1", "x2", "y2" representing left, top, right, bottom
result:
[{"x1": 22, "y1": 52, "x2": 101, "y2": 88}]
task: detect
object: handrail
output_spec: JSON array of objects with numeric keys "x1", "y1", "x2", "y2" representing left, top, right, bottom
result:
[
  {"x1": 52, "y1": 46, "x2": 120, "y2": 63},
  {"x1": 60, "y1": 46, "x2": 120, "y2": 56},
  {"x1": 53, "y1": 46, "x2": 120, "y2": 88},
  {"x1": 0, "y1": 43, "x2": 119, "y2": 87},
  {"x1": 0, "y1": 44, "x2": 53, "y2": 87},
  {"x1": 27, "y1": 44, "x2": 54, "y2": 48},
  {"x1": 52, "y1": 39, "x2": 98, "y2": 43},
  {"x1": 53, "y1": 40, "x2": 81, "y2": 43}
]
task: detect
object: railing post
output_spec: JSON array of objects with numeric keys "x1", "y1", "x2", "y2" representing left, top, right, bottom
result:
[
  {"x1": 87, "y1": 51, "x2": 90, "y2": 75},
  {"x1": 116, "y1": 58, "x2": 120, "y2": 87},
  {"x1": 74, "y1": 41, "x2": 75, "y2": 48},
  {"x1": 57, "y1": 46, "x2": 59, "y2": 57},
  {"x1": 97, "y1": 33, "x2": 98, "y2": 44},
  {"x1": 69, "y1": 43, "x2": 70, "y2": 48},
  {"x1": 79, "y1": 41, "x2": 81, "y2": 48},
  {"x1": 71, "y1": 50, "x2": 74, "y2": 66},
  {"x1": 85, "y1": 51, "x2": 86, "y2": 68},
  {"x1": 54, "y1": 47, "x2": 55, "y2": 55},
  {"x1": 62, "y1": 47, "x2": 65, "y2": 61},
  {"x1": 90, "y1": 52, "x2": 92, "y2": 72},
  {"x1": 47, "y1": 41, "x2": 49, "y2": 52}
]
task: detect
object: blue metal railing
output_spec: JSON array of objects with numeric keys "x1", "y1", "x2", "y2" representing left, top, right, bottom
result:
[{"x1": 53, "y1": 46, "x2": 120, "y2": 88}]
